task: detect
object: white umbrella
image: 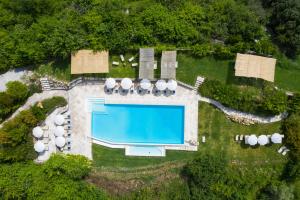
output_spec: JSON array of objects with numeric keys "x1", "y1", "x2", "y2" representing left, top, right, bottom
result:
[
  {"x1": 167, "y1": 79, "x2": 177, "y2": 91},
  {"x1": 105, "y1": 78, "x2": 116, "y2": 89},
  {"x1": 258, "y1": 135, "x2": 268, "y2": 146},
  {"x1": 55, "y1": 136, "x2": 66, "y2": 148},
  {"x1": 248, "y1": 135, "x2": 258, "y2": 146},
  {"x1": 32, "y1": 126, "x2": 43, "y2": 138},
  {"x1": 55, "y1": 114, "x2": 64, "y2": 125},
  {"x1": 54, "y1": 126, "x2": 64, "y2": 137},
  {"x1": 155, "y1": 80, "x2": 167, "y2": 91},
  {"x1": 140, "y1": 79, "x2": 151, "y2": 90},
  {"x1": 34, "y1": 141, "x2": 45, "y2": 153},
  {"x1": 271, "y1": 133, "x2": 282, "y2": 144},
  {"x1": 121, "y1": 78, "x2": 132, "y2": 90}
]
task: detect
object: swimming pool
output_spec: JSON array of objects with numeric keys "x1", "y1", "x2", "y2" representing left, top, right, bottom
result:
[{"x1": 91, "y1": 104, "x2": 184, "y2": 144}]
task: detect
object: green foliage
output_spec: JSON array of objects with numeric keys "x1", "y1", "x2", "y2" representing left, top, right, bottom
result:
[
  {"x1": 199, "y1": 79, "x2": 288, "y2": 116},
  {"x1": 0, "y1": 96, "x2": 67, "y2": 163},
  {"x1": 43, "y1": 154, "x2": 91, "y2": 180},
  {"x1": 0, "y1": 154, "x2": 108, "y2": 199},
  {"x1": 0, "y1": 0, "x2": 270, "y2": 72},
  {"x1": 0, "y1": 81, "x2": 30, "y2": 122},
  {"x1": 257, "y1": 181, "x2": 295, "y2": 200},
  {"x1": 268, "y1": 0, "x2": 300, "y2": 57}
]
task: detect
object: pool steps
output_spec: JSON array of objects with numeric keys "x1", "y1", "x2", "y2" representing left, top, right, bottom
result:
[
  {"x1": 125, "y1": 146, "x2": 166, "y2": 157},
  {"x1": 86, "y1": 98, "x2": 105, "y2": 112}
]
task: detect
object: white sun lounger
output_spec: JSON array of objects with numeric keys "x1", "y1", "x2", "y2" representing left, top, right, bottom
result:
[
  {"x1": 282, "y1": 149, "x2": 290, "y2": 156},
  {"x1": 239, "y1": 135, "x2": 244, "y2": 141},
  {"x1": 202, "y1": 136, "x2": 206, "y2": 143},
  {"x1": 131, "y1": 63, "x2": 138, "y2": 67},
  {"x1": 235, "y1": 135, "x2": 239, "y2": 141},
  {"x1": 112, "y1": 61, "x2": 119, "y2": 66},
  {"x1": 244, "y1": 135, "x2": 249, "y2": 144},
  {"x1": 128, "y1": 56, "x2": 135, "y2": 62},
  {"x1": 120, "y1": 55, "x2": 125, "y2": 62},
  {"x1": 278, "y1": 146, "x2": 287, "y2": 153}
]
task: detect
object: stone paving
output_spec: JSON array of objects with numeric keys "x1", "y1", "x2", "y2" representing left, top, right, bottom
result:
[{"x1": 68, "y1": 82, "x2": 199, "y2": 159}]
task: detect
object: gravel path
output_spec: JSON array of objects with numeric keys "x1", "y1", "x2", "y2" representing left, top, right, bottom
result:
[{"x1": 0, "y1": 68, "x2": 32, "y2": 91}]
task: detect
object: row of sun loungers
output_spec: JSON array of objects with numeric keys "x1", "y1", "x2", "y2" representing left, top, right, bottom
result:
[{"x1": 277, "y1": 146, "x2": 290, "y2": 156}]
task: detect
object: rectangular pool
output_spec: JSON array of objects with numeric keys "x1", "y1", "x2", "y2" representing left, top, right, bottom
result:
[{"x1": 91, "y1": 104, "x2": 184, "y2": 144}]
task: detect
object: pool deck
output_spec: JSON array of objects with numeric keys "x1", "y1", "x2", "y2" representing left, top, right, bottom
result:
[{"x1": 68, "y1": 82, "x2": 198, "y2": 159}]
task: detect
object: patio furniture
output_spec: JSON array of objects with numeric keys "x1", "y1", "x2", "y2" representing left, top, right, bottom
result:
[
  {"x1": 131, "y1": 63, "x2": 138, "y2": 67},
  {"x1": 55, "y1": 136, "x2": 66, "y2": 148},
  {"x1": 247, "y1": 135, "x2": 258, "y2": 146},
  {"x1": 54, "y1": 126, "x2": 64, "y2": 137},
  {"x1": 105, "y1": 78, "x2": 116, "y2": 89},
  {"x1": 55, "y1": 114, "x2": 64, "y2": 126},
  {"x1": 161, "y1": 51, "x2": 177, "y2": 79},
  {"x1": 155, "y1": 80, "x2": 167, "y2": 91},
  {"x1": 257, "y1": 135, "x2": 269, "y2": 146},
  {"x1": 244, "y1": 135, "x2": 249, "y2": 144},
  {"x1": 120, "y1": 55, "x2": 125, "y2": 62},
  {"x1": 32, "y1": 126, "x2": 43, "y2": 139},
  {"x1": 139, "y1": 48, "x2": 155, "y2": 79},
  {"x1": 121, "y1": 78, "x2": 133, "y2": 90},
  {"x1": 34, "y1": 141, "x2": 45, "y2": 153},
  {"x1": 41, "y1": 125, "x2": 49, "y2": 130},
  {"x1": 166, "y1": 80, "x2": 177, "y2": 92},
  {"x1": 271, "y1": 133, "x2": 283, "y2": 144},
  {"x1": 277, "y1": 146, "x2": 287, "y2": 153},
  {"x1": 112, "y1": 61, "x2": 119, "y2": 66},
  {"x1": 128, "y1": 56, "x2": 135, "y2": 62},
  {"x1": 235, "y1": 135, "x2": 239, "y2": 141},
  {"x1": 282, "y1": 149, "x2": 290, "y2": 156},
  {"x1": 239, "y1": 135, "x2": 244, "y2": 141},
  {"x1": 43, "y1": 132, "x2": 49, "y2": 138},
  {"x1": 202, "y1": 136, "x2": 206, "y2": 143}
]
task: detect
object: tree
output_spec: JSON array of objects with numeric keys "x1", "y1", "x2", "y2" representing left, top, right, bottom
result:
[
  {"x1": 5, "y1": 81, "x2": 29, "y2": 102},
  {"x1": 269, "y1": 0, "x2": 300, "y2": 57}
]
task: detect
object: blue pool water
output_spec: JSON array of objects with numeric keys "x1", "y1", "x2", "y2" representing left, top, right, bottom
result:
[{"x1": 91, "y1": 104, "x2": 184, "y2": 144}]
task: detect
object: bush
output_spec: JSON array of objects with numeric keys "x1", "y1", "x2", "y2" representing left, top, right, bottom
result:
[
  {"x1": 0, "y1": 155, "x2": 108, "y2": 199},
  {"x1": 199, "y1": 79, "x2": 288, "y2": 116},
  {"x1": 5, "y1": 81, "x2": 29, "y2": 102},
  {"x1": 0, "y1": 96, "x2": 67, "y2": 163}
]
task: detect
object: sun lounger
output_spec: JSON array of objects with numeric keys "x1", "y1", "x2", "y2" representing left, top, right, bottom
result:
[
  {"x1": 239, "y1": 135, "x2": 244, "y2": 141},
  {"x1": 120, "y1": 55, "x2": 125, "y2": 62},
  {"x1": 244, "y1": 135, "x2": 249, "y2": 144},
  {"x1": 282, "y1": 149, "x2": 290, "y2": 156},
  {"x1": 202, "y1": 136, "x2": 206, "y2": 143},
  {"x1": 131, "y1": 63, "x2": 138, "y2": 67},
  {"x1": 43, "y1": 132, "x2": 49, "y2": 138},
  {"x1": 112, "y1": 61, "x2": 119, "y2": 66},
  {"x1": 128, "y1": 56, "x2": 135, "y2": 62},
  {"x1": 235, "y1": 135, "x2": 239, "y2": 141},
  {"x1": 278, "y1": 146, "x2": 287, "y2": 153},
  {"x1": 42, "y1": 126, "x2": 49, "y2": 130}
]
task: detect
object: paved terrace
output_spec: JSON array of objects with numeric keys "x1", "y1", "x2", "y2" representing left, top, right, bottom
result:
[{"x1": 68, "y1": 82, "x2": 199, "y2": 159}]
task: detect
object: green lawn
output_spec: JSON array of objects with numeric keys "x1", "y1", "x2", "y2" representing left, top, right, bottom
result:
[{"x1": 90, "y1": 102, "x2": 287, "y2": 195}]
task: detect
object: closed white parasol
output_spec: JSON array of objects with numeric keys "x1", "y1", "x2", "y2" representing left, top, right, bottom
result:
[
  {"x1": 121, "y1": 78, "x2": 132, "y2": 90},
  {"x1": 248, "y1": 135, "x2": 258, "y2": 146},
  {"x1": 34, "y1": 141, "x2": 45, "y2": 153},
  {"x1": 32, "y1": 126, "x2": 43, "y2": 138},
  {"x1": 55, "y1": 114, "x2": 64, "y2": 125},
  {"x1": 257, "y1": 135, "x2": 268, "y2": 145},
  {"x1": 54, "y1": 126, "x2": 64, "y2": 137},
  {"x1": 55, "y1": 136, "x2": 66, "y2": 148},
  {"x1": 105, "y1": 78, "x2": 116, "y2": 89},
  {"x1": 155, "y1": 80, "x2": 167, "y2": 91},
  {"x1": 167, "y1": 79, "x2": 177, "y2": 91},
  {"x1": 271, "y1": 133, "x2": 282, "y2": 144},
  {"x1": 140, "y1": 79, "x2": 151, "y2": 90}
]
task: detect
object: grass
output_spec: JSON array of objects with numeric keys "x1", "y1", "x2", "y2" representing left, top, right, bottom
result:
[{"x1": 90, "y1": 102, "x2": 287, "y2": 195}]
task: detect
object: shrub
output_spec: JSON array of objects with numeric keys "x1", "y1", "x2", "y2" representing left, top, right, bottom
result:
[
  {"x1": 5, "y1": 81, "x2": 29, "y2": 102},
  {"x1": 199, "y1": 79, "x2": 288, "y2": 116},
  {"x1": 0, "y1": 96, "x2": 67, "y2": 163}
]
